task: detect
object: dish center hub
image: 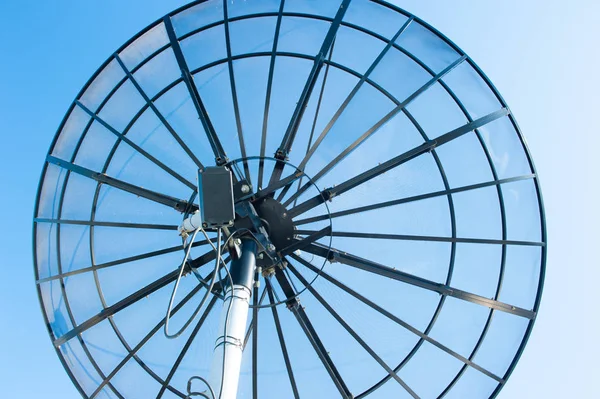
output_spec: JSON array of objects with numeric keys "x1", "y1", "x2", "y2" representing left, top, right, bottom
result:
[{"x1": 253, "y1": 197, "x2": 294, "y2": 250}]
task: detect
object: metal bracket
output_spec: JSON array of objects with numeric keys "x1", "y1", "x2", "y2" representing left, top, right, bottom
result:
[{"x1": 234, "y1": 201, "x2": 279, "y2": 264}]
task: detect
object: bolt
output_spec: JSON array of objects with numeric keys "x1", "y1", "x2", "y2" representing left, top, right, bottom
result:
[
  {"x1": 234, "y1": 238, "x2": 242, "y2": 246},
  {"x1": 241, "y1": 184, "x2": 250, "y2": 194},
  {"x1": 202, "y1": 222, "x2": 208, "y2": 228},
  {"x1": 268, "y1": 243, "x2": 276, "y2": 252},
  {"x1": 282, "y1": 212, "x2": 287, "y2": 218},
  {"x1": 257, "y1": 253, "x2": 264, "y2": 259}
]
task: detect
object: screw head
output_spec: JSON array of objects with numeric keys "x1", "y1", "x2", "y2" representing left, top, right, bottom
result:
[
  {"x1": 268, "y1": 243, "x2": 276, "y2": 252},
  {"x1": 241, "y1": 184, "x2": 250, "y2": 194}
]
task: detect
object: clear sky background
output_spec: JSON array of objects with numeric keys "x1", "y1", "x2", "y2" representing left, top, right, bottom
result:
[{"x1": 0, "y1": 1, "x2": 598, "y2": 398}]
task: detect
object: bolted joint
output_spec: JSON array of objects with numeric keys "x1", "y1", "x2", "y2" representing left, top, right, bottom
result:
[
  {"x1": 274, "y1": 149, "x2": 289, "y2": 161},
  {"x1": 320, "y1": 189, "x2": 335, "y2": 202},
  {"x1": 215, "y1": 156, "x2": 229, "y2": 166},
  {"x1": 326, "y1": 250, "x2": 336, "y2": 263},
  {"x1": 286, "y1": 297, "x2": 301, "y2": 310}
]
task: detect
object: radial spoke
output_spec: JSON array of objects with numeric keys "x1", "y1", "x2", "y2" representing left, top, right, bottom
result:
[
  {"x1": 90, "y1": 284, "x2": 207, "y2": 398},
  {"x1": 113, "y1": 53, "x2": 204, "y2": 169},
  {"x1": 294, "y1": 229, "x2": 544, "y2": 247},
  {"x1": 188, "y1": 248, "x2": 221, "y2": 269},
  {"x1": 278, "y1": 225, "x2": 332, "y2": 257},
  {"x1": 290, "y1": 301, "x2": 353, "y2": 398},
  {"x1": 289, "y1": 256, "x2": 504, "y2": 383},
  {"x1": 53, "y1": 249, "x2": 219, "y2": 347},
  {"x1": 46, "y1": 155, "x2": 197, "y2": 213},
  {"x1": 276, "y1": 33, "x2": 337, "y2": 203},
  {"x1": 223, "y1": 0, "x2": 251, "y2": 183},
  {"x1": 258, "y1": 0, "x2": 286, "y2": 189},
  {"x1": 284, "y1": 55, "x2": 467, "y2": 207},
  {"x1": 288, "y1": 263, "x2": 421, "y2": 398},
  {"x1": 157, "y1": 296, "x2": 219, "y2": 398},
  {"x1": 37, "y1": 239, "x2": 215, "y2": 284},
  {"x1": 287, "y1": 108, "x2": 511, "y2": 218},
  {"x1": 266, "y1": 280, "x2": 300, "y2": 399},
  {"x1": 251, "y1": 170, "x2": 303, "y2": 202},
  {"x1": 53, "y1": 269, "x2": 181, "y2": 347},
  {"x1": 35, "y1": 218, "x2": 178, "y2": 231},
  {"x1": 301, "y1": 243, "x2": 535, "y2": 319},
  {"x1": 75, "y1": 100, "x2": 196, "y2": 190},
  {"x1": 274, "y1": 269, "x2": 353, "y2": 398},
  {"x1": 297, "y1": 17, "x2": 414, "y2": 173},
  {"x1": 243, "y1": 288, "x2": 268, "y2": 348},
  {"x1": 269, "y1": 0, "x2": 352, "y2": 185},
  {"x1": 164, "y1": 16, "x2": 228, "y2": 164},
  {"x1": 294, "y1": 174, "x2": 535, "y2": 225}
]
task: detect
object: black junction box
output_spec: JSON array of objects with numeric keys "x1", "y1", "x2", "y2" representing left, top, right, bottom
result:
[{"x1": 198, "y1": 167, "x2": 235, "y2": 228}]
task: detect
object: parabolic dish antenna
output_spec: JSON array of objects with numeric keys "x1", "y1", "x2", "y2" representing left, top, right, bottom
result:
[{"x1": 33, "y1": 1, "x2": 546, "y2": 398}]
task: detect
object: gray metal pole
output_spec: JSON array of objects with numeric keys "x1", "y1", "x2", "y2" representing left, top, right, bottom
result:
[{"x1": 208, "y1": 238, "x2": 257, "y2": 399}]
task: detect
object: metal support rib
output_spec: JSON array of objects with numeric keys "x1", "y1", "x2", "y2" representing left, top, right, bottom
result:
[
  {"x1": 258, "y1": 0, "x2": 286, "y2": 190},
  {"x1": 34, "y1": 218, "x2": 177, "y2": 231},
  {"x1": 289, "y1": 256, "x2": 504, "y2": 383},
  {"x1": 53, "y1": 269, "x2": 181, "y2": 347},
  {"x1": 243, "y1": 287, "x2": 268, "y2": 349},
  {"x1": 290, "y1": 302, "x2": 353, "y2": 399},
  {"x1": 299, "y1": 242, "x2": 535, "y2": 319},
  {"x1": 75, "y1": 100, "x2": 196, "y2": 190},
  {"x1": 46, "y1": 155, "x2": 197, "y2": 213},
  {"x1": 113, "y1": 53, "x2": 204, "y2": 169},
  {"x1": 278, "y1": 225, "x2": 332, "y2": 257},
  {"x1": 52, "y1": 145, "x2": 124, "y2": 398},
  {"x1": 223, "y1": 0, "x2": 251, "y2": 183},
  {"x1": 287, "y1": 108, "x2": 510, "y2": 218},
  {"x1": 251, "y1": 170, "x2": 303, "y2": 202},
  {"x1": 90, "y1": 284, "x2": 207, "y2": 398},
  {"x1": 288, "y1": 263, "x2": 421, "y2": 398},
  {"x1": 156, "y1": 296, "x2": 219, "y2": 398},
  {"x1": 53, "y1": 250, "x2": 218, "y2": 347},
  {"x1": 274, "y1": 269, "x2": 353, "y2": 398},
  {"x1": 163, "y1": 16, "x2": 228, "y2": 164},
  {"x1": 293, "y1": 174, "x2": 535, "y2": 225},
  {"x1": 266, "y1": 280, "x2": 300, "y2": 399},
  {"x1": 36, "y1": 239, "x2": 214, "y2": 284},
  {"x1": 297, "y1": 17, "x2": 414, "y2": 172},
  {"x1": 276, "y1": 34, "x2": 337, "y2": 204},
  {"x1": 294, "y1": 229, "x2": 545, "y2": 247},
  {"x1": 269, "y1": 0, "x2": 352, "y2": 185},
  {"x1": 284, "y1": 54, "x2": 467, "y2": 207}
]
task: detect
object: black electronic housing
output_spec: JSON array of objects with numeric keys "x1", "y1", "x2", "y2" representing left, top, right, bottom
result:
[{"x1": 198, "y1": 166, "x2": 235, "y2": 228}]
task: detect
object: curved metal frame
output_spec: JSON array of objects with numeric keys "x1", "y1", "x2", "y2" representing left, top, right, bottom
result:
[{"x1": 32, "y1": 1, "x2": 547, "y2": 398}]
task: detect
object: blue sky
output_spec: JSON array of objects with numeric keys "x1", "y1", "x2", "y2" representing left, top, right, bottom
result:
[{"x1": 0, "y1": 1, "x2": 598, "y2": 398}]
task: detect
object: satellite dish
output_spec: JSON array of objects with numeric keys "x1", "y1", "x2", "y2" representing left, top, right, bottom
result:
[{"x1": 33, "y1": 0, "x2": 546, "y2": 398}]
